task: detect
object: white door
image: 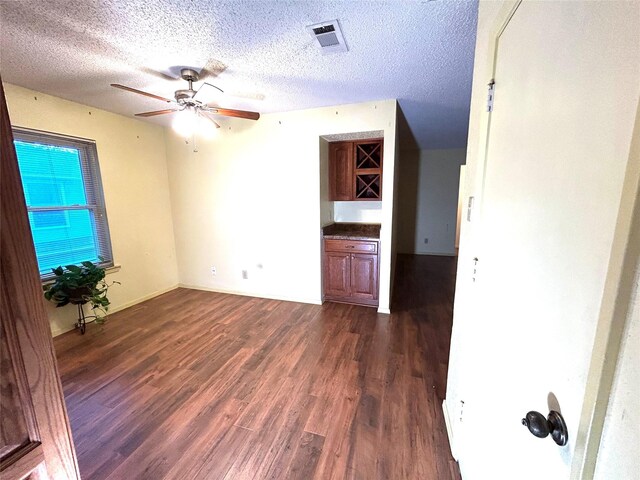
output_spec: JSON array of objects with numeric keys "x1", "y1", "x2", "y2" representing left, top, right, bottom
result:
[{"x1": 455, "y1": 2, "x2": 640, "y2": 479}]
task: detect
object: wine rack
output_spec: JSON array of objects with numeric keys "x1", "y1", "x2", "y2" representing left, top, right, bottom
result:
[{"x1": 354, "y1": 140, "x2": 383, "y2": 200}]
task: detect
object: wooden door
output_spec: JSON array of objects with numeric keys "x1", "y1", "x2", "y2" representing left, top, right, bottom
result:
[
  {"x1": 449, "y1": 2, "x2": 640, "y2": 479},
  {"x1": 323, "y1": 252, "x2": 351, "y2": 297},
  {"x1": 328, "y1": 142, "x2": 353, "y2": 201},
  {"x1": 0, "y1": 81, "x2": 80, "y2": 479},
  {"x1": 350, "y1": 254, "x2": 378, "y2": 301}
]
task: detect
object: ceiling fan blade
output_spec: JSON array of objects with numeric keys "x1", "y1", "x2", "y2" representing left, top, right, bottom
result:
[
  {"x1": 140, "y1": 67, "x2": 183, "y2": 82},
  {"x1": 199, "y1": 58, "x2": 228, "y2": 79},
  {"x1": 200, "y1": 111, "x2": 221, "y2": 128},
  {"x1": 208, "y1": 107, "x2": 260, "y2": 121},
  {"x1": 193, "y1": 82, "x2": 224, "y2": 103},
  {"x1": 111, "y1": 84, "x2": 174, "y2": 103},
  {"x1": 134, "y1": 109, "x2": 178, "y2": 117}
]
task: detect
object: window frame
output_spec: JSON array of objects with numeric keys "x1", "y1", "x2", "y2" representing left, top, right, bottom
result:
[{"x1": 12, "y1": 127, "x2": 114, "y2": 281}]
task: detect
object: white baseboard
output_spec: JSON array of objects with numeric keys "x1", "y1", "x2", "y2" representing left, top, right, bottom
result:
[
  {"x1": 178, "y1": 283, "x2": 323, "y2": 306},
  {"x1": 377, "y1": 307, "x2": 391, "y2": 314},
  {"x1": 397, "y1": 250, "x2": 457, "y2": 257},
  {"x1": 50, "y1": 284, "x2": 179, "y2": 337},
  {"x1": 442, "y1": 399, "x2": 458, "y2": 461},
  {"x1": 109, "y1": 284, "x2": 180, "y2": 314},
  {"x1": 51, "y1": 325, "x2": 72, "y2": 337}
]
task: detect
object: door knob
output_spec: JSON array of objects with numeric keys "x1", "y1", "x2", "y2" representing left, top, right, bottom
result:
[{"x1": 522, "y1": 410, "x2": 568, "y2": 446}]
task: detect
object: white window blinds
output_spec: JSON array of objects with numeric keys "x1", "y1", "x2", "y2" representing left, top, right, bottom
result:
[{"x1": 13, "y1": 128, "x2": 113, "y2": 278}]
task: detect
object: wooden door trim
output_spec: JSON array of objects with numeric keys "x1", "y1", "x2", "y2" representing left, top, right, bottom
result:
[
  {"x1": 0, "y1": 443, "x2": 44, "y2": 479},
  {"x1": 0, "y1": 80, "x2": 80, "y2": 478}
]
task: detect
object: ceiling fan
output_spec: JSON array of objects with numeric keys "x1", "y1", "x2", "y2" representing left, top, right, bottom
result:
[{"x1": 111, "y1": 68, "x2": 260, "y2": 132}]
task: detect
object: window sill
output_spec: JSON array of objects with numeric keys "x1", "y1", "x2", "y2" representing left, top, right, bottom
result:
[
  {"x1": 105, "y1": 264, "x2": 122, "y2": 275},
  {"x1": 41, "y1": 263, "x2": 121, "y2": 286}
]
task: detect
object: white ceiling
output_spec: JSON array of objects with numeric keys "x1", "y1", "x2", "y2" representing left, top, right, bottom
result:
[{"x1": 0, "y1": 0, "x2": 478, "y2": 149}]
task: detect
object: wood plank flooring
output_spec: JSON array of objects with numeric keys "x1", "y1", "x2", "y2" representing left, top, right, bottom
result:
[{"x1": 54, "y1": 254, "x2": 460, "y2": 479}]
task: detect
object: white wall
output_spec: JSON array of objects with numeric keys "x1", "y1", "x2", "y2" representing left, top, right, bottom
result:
[
  {"x1": 333, "y1": 201, "x2": 382, "y2": 223},
  {"x1": 164, "y1": 100, "x2": 398, "y2": 312},
  {"x1": 594, "y1": 259, "x2": 640, "y2": 480},
  {"x1": 4, "y1": 83, "x2": 179, "y2": 336},
  {"x1": 397, "y1": 148, "x2": 466, "y2": 255},
  {"x1": 456, "y1": 165, "x2": 466, "y2": 249}
]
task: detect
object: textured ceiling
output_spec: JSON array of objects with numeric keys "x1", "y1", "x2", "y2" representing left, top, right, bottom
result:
[{"x1": 0, "y1": 0, "x2": 478, "y2": 149}]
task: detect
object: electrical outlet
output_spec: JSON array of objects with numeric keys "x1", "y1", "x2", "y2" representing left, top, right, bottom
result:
[
  {"x1": 424, "y1": 238, "x2": 429, "y2": 244},
  {"x1": 211, "y1": 266, "x2": 217, "y2": 276},
  {"x1": 242, "y1": 270, "x2": 248, "y2": 280}
]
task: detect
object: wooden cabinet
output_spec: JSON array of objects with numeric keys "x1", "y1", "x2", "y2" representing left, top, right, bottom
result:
[
  {"x1": 350, "y1": 253, "x2": 378, "y2": 300},
  {"x1": 324, "y1": 252, "x2": 351, "y2": 297},
  {"x1": 323, "y1": 239, "x2": 379, "y2": 307},
  {"x1": 328, "y1": 138, "x2": 383, "y2": 201},
  {"x1": 328, "y1": 142, "x2": 353, "y2": 200}
]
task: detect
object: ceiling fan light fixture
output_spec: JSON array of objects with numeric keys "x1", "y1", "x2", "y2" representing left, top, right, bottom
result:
[{"x1": 172, "y1": 107, "x2": 198, "y2": 138}]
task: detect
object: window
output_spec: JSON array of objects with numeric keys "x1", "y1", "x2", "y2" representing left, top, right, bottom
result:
[{"x1": 13, "y1": 128, "x2": 113, "y2": 279}]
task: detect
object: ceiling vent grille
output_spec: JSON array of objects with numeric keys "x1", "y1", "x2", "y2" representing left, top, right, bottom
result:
[{"x1": 307, "y1": 20, "x2": 348, "y2": 54}]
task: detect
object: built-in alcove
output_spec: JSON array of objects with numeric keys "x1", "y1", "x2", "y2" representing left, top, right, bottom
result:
[{"x1": 319, "y1": 130, "x2": 384, "y2": 226}]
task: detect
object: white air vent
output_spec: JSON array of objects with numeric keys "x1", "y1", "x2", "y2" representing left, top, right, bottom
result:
[{"x1": 307, "y1": 20, "x2": 348, "y2": 54}]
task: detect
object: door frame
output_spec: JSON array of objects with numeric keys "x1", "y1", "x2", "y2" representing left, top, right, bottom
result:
[
  {"x1": 475, "y1": 3, "x2": 640, "y2": 478},
  {"x1": 570, "y1": 74, "x2": 640, "y2": 480}
]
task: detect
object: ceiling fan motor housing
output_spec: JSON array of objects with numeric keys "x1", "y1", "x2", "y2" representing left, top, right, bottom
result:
[
  {"x1": 180, "y1": 68, "x2": 200, "y2": 82},
  {"x1": 176, "y1": 68, "x2": 201, "y2": 105}
]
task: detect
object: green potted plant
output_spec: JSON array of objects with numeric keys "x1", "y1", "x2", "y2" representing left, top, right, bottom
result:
[{"x1": 43, "y1": 260, "x2": 120, "y2": 334}]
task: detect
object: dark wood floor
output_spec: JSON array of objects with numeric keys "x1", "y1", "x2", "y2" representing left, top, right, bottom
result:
[{"x1": 54, "y1": 254, "x2": 460, "y2": 480}]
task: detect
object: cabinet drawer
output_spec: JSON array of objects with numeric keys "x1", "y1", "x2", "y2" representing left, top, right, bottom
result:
[{"x1": 324, "y1": 239, "x2": 378, "y2": 254}]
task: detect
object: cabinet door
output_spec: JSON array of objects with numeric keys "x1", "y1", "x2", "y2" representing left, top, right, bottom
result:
[
  {"x1": 329, "y1": 142, "x2": 353, "y2": 201},
  {"x1": 324, "y1": 252, "x2": 351, "y2": 297},
  {"x1": 350, "y1": 254, "x2": 378, "y2": 300}
]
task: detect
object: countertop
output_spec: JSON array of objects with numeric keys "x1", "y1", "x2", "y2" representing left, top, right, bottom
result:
[{"x1": 322, "y1": 223, "x2": 381, "y2": 241}]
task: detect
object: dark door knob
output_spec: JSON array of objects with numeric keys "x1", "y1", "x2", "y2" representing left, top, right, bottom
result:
[{"x1": 522, "y1": 410, "x2": 568, "y2": 446}]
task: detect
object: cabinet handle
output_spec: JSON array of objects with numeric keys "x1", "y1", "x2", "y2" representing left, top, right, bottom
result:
[{"x1": 345, "y1": 245, "x2": 355, "y2": 249}]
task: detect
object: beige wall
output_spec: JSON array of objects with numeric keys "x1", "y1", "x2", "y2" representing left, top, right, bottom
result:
[
  {"x1": 594, "y1": 259, "x2": 640, "y2": 480},
  {"x1": 164, "y1": 99, "x2": 398, "y2": 312},
  {"x1": 5, "y1": 83, "x2": 179, "y2": 336},
  {"x1": 397, "y1": 148, "x2": 466, "y2": 255}
]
